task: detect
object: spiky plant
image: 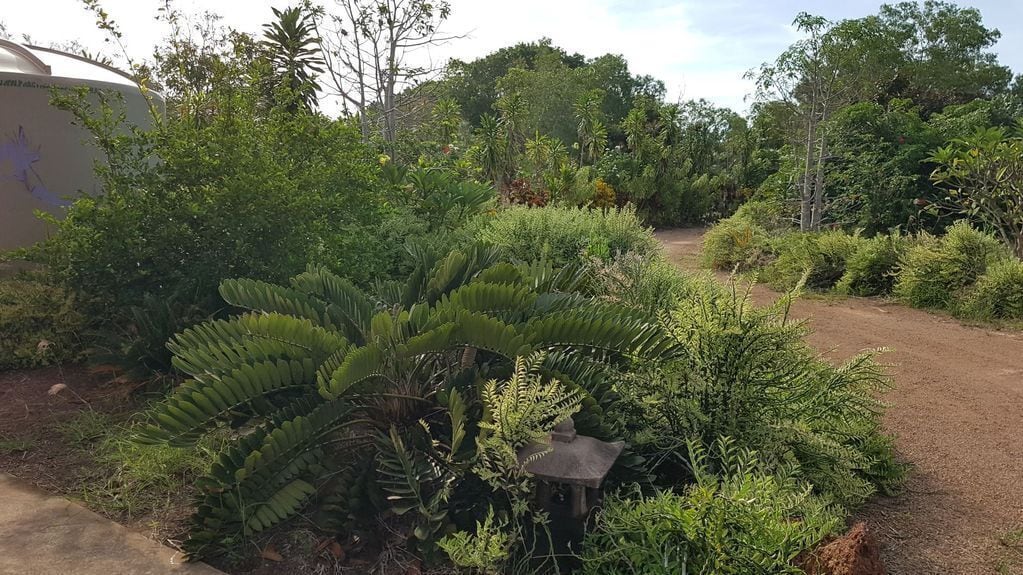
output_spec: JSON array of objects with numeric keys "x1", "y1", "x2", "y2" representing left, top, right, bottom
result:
[{"x1": 138, "y1": 245, "x2": 679, "y2": 558}]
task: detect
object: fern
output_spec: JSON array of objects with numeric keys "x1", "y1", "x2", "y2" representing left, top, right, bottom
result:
[{"x1": 479, "y1": 353, "x2": 582, "y2": 451}]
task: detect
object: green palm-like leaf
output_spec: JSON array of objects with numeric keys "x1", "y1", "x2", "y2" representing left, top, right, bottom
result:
[
  {"x1": 138, "y1": 357, "x2": 317, "y2": 446},
  {"x1": 323, "y1": 343, "x2": 390, "y2": 399},
  {"x1": 526, "y1": 308, "x2": 674, "y2": 360},
  {"x1": 245, "y1": 478, "x2": 317, "y2": 534},
  {"x1": 376, "y1": 426, "x2": 451, "y2": 541},
  {"x1": 450, "y1": 311, "x2": 533, "y2": 359},
  {"x1": 290, "y1": 266, "x2": 375, "y2": 345},
  {"x1": 169, "y1": 313, "x2": 347, "y2": 379},
  {"x1": 187, "y1": 399, "x2": 354, "y2": 555},
  {"x1": 220, "y1": 278, "x2": 337, "y2": 332},
  {"x1": 433, "y1": 281, "x2": 537, "y2": 324}
]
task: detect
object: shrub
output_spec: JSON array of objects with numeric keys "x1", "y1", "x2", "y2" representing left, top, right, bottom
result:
[
  {"x1": 764, "y1": 230, "x2": 867, "y2": 291},
  {"x1": 588, "y1": 251, "x2": 696, "y2": 315},
  {"x1": 619, "y1": 279, "x2": 901, "y2": 507},
  {"x1": 39, "y1": 99, "x2": 385, "y2": 311},
  {"x1": 471, "y1": 204, "x2": 657, "y2": 267},
  {"x1": 835, "y1": 232, "x2": 912, "y2": 296},
  {"x1": 581, "y1": 439, "x2": 840, "y2": 575},
  {"x1": 701, "y1": 216, "x2": 771, "y2": 271},
  {"x1": 959, "y1": 258, "x2": 1023, "y2": 321},
  {"x1": 31, "y1": 47, "x2": 396, "y2": 377},
  {"x1": 732, "y1": 199, "x2": 791, "y2": 231},
  {"x1": 590, "y1": 179, "x2": 616, "y2": 209},
  {"x1": 894, "y1": 221, "x2": 1007, "y2": 309},
  {"x1": 0, "y1": 274, "x2": 85, "y2": 369}
]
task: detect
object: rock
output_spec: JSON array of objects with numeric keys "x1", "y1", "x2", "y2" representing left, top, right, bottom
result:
[{"x1": 798, "y1": 522, "x2": 885, "y2": 575}]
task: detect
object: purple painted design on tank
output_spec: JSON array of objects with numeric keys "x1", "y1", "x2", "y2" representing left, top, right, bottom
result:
[{"x1": 0, "y1": 126, "x2": 70, "y2": 207}]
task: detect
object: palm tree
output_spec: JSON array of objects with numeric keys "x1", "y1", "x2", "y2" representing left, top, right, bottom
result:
[
  {"x1": 475, "y1": 114, "x2": 510, "y2": 202},
  {"x1": 261, "y1": 6, "x2": 325, "y2": 112},
  {"x1": 574, "y1": 90, "x2": 606, "y2": 165},
  {"x1": 432, "y1": 98, "x2": 463, "y2": 145}
]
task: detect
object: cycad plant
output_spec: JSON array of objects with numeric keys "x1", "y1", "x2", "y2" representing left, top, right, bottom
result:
[{"x1": 139, "y1": 245, "x2": 678, "y2": 558}]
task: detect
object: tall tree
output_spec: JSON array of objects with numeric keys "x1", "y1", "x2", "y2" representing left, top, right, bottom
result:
[
  {"x1": 750, "y1": 12, "x2": 900, "y2": 230},
  {"x1": 444, "y1": 39, "x2": 587, "y2": 126},
  {"x1": 317, "y1": 0, "x2": 458, "y2": 144},
  {"x1": 876, "y1": 0, "x2": 1011, "y2": 115}
]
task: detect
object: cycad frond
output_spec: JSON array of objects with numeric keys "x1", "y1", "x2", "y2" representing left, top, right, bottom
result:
[
  {"x1": 169, "y1": 313, "x2": 347, "y2": 378},
  {"x1": 138, "y1": 357, "x2": 317, "y2": 446},
  {"x1": 289, "y1": 266, "x2": 375, "y2": 345},
  {"x1": 220, "y1": 278, "x2": 338, "y2": 332}
]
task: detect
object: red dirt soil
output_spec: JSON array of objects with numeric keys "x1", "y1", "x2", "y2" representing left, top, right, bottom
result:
[
  {"x1": 658, "y1": 227, "x2": 1023, "y2": 575},
  {"x1": 800, "y1": 522, "x2": 885, "y2": 575}
]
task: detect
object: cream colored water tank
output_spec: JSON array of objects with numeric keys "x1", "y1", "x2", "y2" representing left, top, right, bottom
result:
[{"x1": 0, "y1": 39, "x2": 161, "y2": 251}]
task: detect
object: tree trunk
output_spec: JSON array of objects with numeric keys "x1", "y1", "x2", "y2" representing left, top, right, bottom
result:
[
  {"x1": 800, "y1": 116, "x2": 816, "y2": 232},
  {"x1": 460, "y1": 347, "x2": 477, "y2": 369},
  {"x1": 810, "y1": 135, "x2": 828, "y2": 231}
]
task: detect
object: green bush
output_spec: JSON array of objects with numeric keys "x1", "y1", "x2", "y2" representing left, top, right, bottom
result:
[
  {"x1": 701, "y1": 216, "x2": 772, "y2": 271},
  {"x1": 619, "y1": 279, "x2": 901, "y2": 507},
  {"x1": 40, "y1": 97, "x2": 385, "y2": 311},
  {"x1": 0, "y1": 274, "x2": 85, "y2": 369},
  {"x1": 835, "y1": 232, "x2": 912, "y2": 296},
  {"x1": 588, "y1": 251, "x2": 696, "y2": 315},
  {"x1": 581, "y1": 439, "x2": 839, "y2": 575},
  {"x1": 732, "y1": 199, "x2": 791, "y2": 231},
  {"x1": 959, "y1": 258, "x2": 1023, "y2": 320},
  {"x1": 471, "y1": 204, "x2": 657, "y2": 267},
  {"x1": 764, "y1": 230, "x2": 867, "y2": 291},
  {"x1": 894, "y1": 222, "x2": 1007, "y2": 309}
]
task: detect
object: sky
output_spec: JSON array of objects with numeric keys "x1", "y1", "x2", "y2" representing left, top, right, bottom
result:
[{"x1": 3, "y1": 0, "x2": 1022, "y2": 114}]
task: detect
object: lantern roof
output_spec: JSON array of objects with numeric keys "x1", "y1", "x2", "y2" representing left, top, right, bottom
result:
[{"x1": 518, "y1": 419, "x2": 624, "y2": 489}]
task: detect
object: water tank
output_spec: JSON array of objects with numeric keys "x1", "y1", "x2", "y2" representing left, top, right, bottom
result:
[{"x1": 0, "y1": 39, "x2": 161, "y2": 251}]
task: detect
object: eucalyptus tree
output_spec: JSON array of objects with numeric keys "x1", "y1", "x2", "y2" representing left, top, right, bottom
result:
[{"x1": 876, "y1": 1, "x2": 1011, "y2": 115}]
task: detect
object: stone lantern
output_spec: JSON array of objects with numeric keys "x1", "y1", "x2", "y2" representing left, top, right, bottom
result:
[{"x1": 517, "y1": 418, "x2": 624, "y2": 519}]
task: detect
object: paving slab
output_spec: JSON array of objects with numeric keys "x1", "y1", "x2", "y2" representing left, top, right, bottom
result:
[{"x1": 0, "y1": 472, "x2": 222, "y2": 575}]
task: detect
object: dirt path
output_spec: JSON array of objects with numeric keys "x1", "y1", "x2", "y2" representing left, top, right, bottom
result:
[{"x1": 657, "y1": 228, "x2": 1023, "y2": 575}]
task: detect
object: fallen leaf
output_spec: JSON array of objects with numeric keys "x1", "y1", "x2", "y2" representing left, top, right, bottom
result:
[
  {"x1": 328, "y1": 541, "x2": 345, "y2": 561},
  {"x1": 314, "y1": 538, "x2": 333, "y2": 553},
  {"x1": 260, "y1": 545, "x2": 283, "y2": 562},
  {"x1": 47, "y1": 383, "x2": 68, "y2": 396}
]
